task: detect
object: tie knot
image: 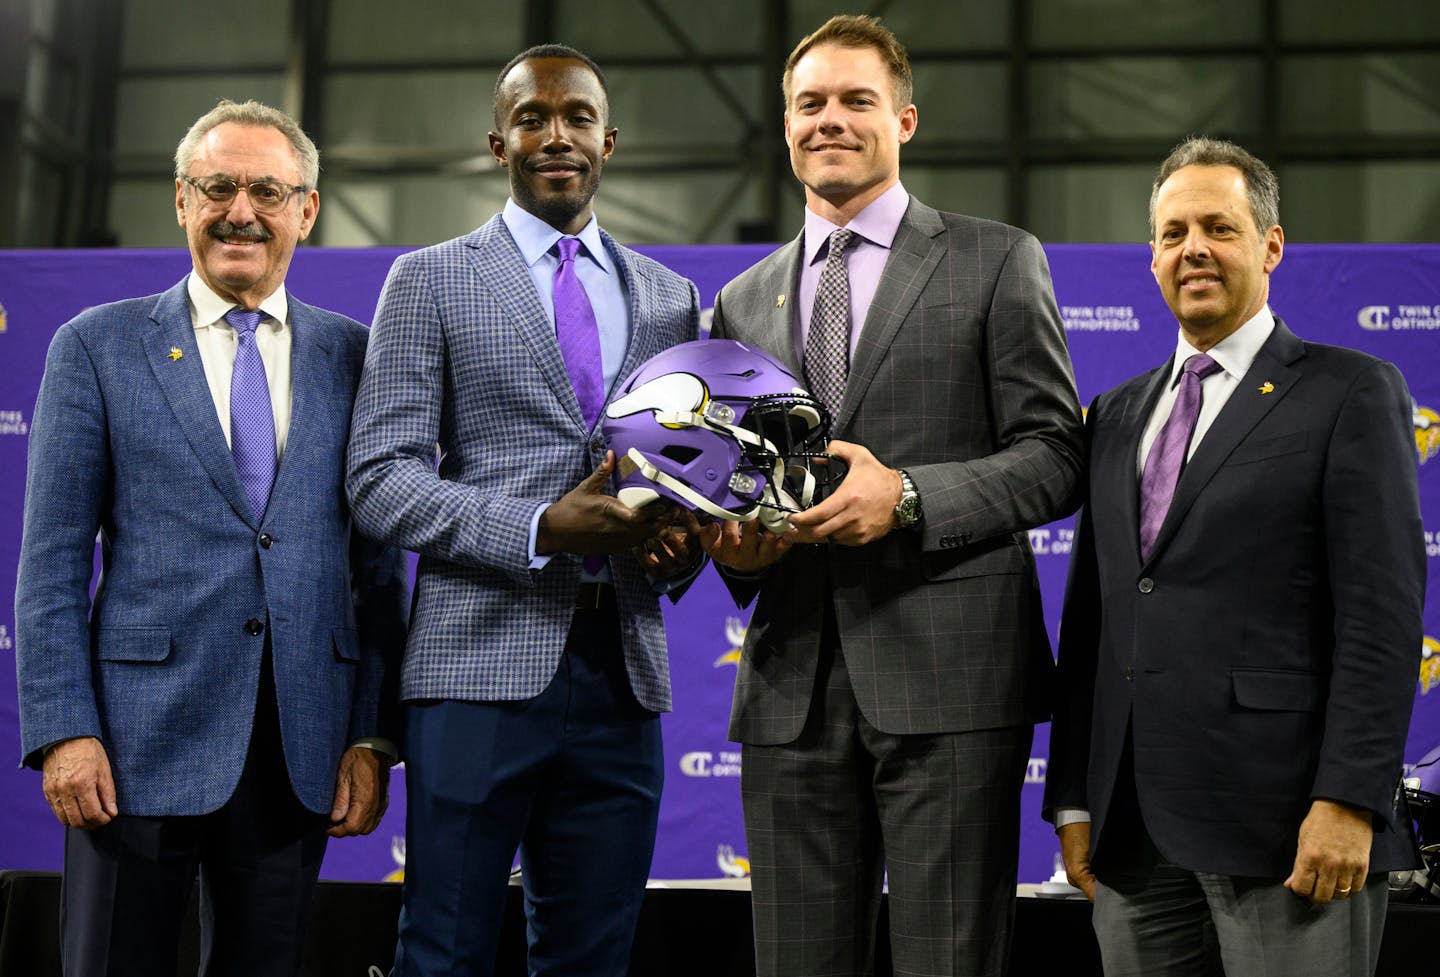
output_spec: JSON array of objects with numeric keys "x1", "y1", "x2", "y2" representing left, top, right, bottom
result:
[
  {"x1": 826, "y1": 228, "x2": 855, "y2": 260},
  {"x1": 225, "y1": 308, "x2": 263, "y2": 336},
  {"x1": 555, "y1": 237, "x2": 583, "y2": 263},
  {"x1": 1182, "y1": 352, "x2": 1222, "y2": 381}
]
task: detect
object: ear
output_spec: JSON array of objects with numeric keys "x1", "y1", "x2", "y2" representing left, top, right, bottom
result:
[
  {"x1": 1263, "y1": 223, "x2": 1284, "y2": 274},
  {"x1": 783, "y1": 112, "x2": 793, "y2": 148},
  {"x1": 175, "y1": 178, "x2": 188, "y2": 229},
  {"x1": 602, "y1": 126, "x2": 617, "y2": 162},
  {"x1": 1149, "y1": 240, "x2": 1161, "y2": 283},
  {"x1": 297, "y1": 188, "x2": 320, "y2": 242},
  {"x1": 488, "y1": 132, "x2": 508, "y2": 167},
  {"x1": 896, "y1": 104, "x2": 918, "y2": 145}
]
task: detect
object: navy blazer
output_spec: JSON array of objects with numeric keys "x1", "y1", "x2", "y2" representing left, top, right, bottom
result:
[
  {"x1": 16, "y1": 278, "x2": 408, "y2": 817},
  {"x1": 1045, "y1": 318, "x2": 1424, "y2": 878}
]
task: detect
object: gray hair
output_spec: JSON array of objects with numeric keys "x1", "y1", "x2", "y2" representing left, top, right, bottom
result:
[
  {"x1": 1149, "y1": 136, "x2": 1279, "y2": 238},
  {"x1": 174, "y1": 99, "x2": 319, "y2": 188}
]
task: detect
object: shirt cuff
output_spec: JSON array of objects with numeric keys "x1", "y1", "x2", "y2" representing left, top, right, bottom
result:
[
  {"x1": 1053, "y1": 807, "x2": 1091, "y2": 829},
  {"x1": 349, "y1": 737, "x2": 399, "y2": 765},
  {"x1": 528, "y1": 502, "x2": 554, "y2": 571}
]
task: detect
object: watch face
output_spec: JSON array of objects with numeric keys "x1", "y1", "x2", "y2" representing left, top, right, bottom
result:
[{"x1": 896, "y1": 495, "x2": 921, "y2": 526}]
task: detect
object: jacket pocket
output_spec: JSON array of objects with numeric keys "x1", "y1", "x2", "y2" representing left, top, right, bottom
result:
[
  {"x1": 332, "y1": 626, "x2": 360, "y2": 663},
  {"x1": 94, "y1": 626, "x2": 171, "y2": 663},
  {"x1": 1227, "y1": 432, "x2": 1308, "y2": 466},
  {"x1": 922, "y1": 536, "x2": 1025, "y2": 582},
  {"x1": 1232, "y1": 668, "x2": 1325, "y2": 711}
]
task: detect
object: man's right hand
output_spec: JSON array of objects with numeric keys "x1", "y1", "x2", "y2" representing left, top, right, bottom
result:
[
  {"x1": 700, "y1": 516, "x2": 792, "y2": 573},
  {"x1": 42, "y1": 736, "x2": 118, "y2": 829},
  {"x1": 1058, "y1": 820, "x2": 1097, "y2": 901},
  {"x1": 537, "y1": 451, "x2": 671, "y2": 556}
]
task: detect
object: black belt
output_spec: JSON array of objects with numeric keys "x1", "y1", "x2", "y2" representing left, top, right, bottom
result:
[{"x1": 574, "y1": 582, "x2": 616, "y2": 612}]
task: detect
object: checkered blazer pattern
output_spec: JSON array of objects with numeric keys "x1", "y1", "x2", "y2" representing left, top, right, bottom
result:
[
  {"x1": 346, "y1": 214, "x2": 700, "y2": 713},
  {"x1": 711, "y1": 197, "x2": 1085, "y2": 743}
]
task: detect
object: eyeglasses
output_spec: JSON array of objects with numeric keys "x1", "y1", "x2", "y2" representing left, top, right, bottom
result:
[{"x1": 182, "y1": 176, "x2": 308, "y2": 213}]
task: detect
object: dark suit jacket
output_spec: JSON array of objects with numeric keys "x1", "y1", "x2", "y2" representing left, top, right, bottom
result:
[
  {"x1": 16, "y1": 278, "x2": 409, "y2": 817},
  {"x1": 711, "y1": 196, "x2": 1084, "y2": 743},
  {"x1": 1045, "y1": 317, "x2": 1424, "y2": 878}
]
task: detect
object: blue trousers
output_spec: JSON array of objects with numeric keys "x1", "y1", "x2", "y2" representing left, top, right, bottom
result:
[{"x1": 391, "y1": 606, "x2": 664, "y2": 977}]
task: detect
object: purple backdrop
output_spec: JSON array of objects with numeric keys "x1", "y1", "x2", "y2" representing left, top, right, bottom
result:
[{"x1": 1, "y1": 243, "x2": 1437, "y2": 886}]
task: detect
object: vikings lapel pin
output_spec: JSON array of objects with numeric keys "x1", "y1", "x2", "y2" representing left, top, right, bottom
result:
[
  {"x1": 168, "y1": 346, "x2": 184, "y2": 361},
  {"x1": 1258, "y1": 381, "x2": 1274, "y2": 395},
  {"x1": 776, "y1": 294, "x2": 786, "y2": 308}
]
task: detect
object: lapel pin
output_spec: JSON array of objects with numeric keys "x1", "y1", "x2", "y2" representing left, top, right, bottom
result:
[
  {"x1": 776, "y1": 294, "x2": 786, "y2": 308},
  {"x1": 168, "y1": 346, "x2": 184, "y2": 361},
  {"x1": 1258, "y1": 381, "x2": 1274, "y2": 395}
]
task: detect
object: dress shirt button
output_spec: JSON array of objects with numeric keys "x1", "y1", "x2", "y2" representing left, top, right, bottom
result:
[
  {"x1": 258, "y1": 533, "x2": 273, "y2": 549},
  {"x1": 1137, "y1": 577, "x2": 1154, "y2": 594},
  {"x1": 244, "y1": 618, "x2": 265, "y2": 636}
]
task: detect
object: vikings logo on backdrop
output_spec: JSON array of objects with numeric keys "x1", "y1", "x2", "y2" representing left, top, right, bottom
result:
[
  {"x1": 0, "y1": 300, "x2": 8, "y2": 333},
  {"x1": 717, "y1": 844, "x2": 751, "y2": 878},
  {"x1": 1421, "y1": 637, "x2": 1440, "y2": 696},
  {"x1": 1416, "y1": 402, "x2": 1439, "y2": 465},
  {"x1": 713, "y1": 616, "x2": 746, "y2": 668}
]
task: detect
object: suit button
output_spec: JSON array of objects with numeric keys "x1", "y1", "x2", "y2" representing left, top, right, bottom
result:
[
  {"x1": 1125, "y1": 667, "x2": 1135, "y2": 681},
  {"x1": 958, "y1": 532, "x2": 972, "y2": 545},
  {"x1": 244, "y1": 618, "x2": 265, "y2": 636},
  {"x1": 258, "y1": 533, "x2": 273, "y2": 549},
  {"x1": 1137, "y1": 578, "x2": 1154, "y2": 594}
]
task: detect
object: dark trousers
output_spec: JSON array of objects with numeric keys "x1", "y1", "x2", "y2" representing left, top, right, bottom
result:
[
  {"x1": 741, "y1": 600, "x2": 1033, "y2": 977},
  {"x1": 391, "y1": 604, "x2": 664, "y2": 977},
  {"x1": 60, "y1": 653, "x2": 329, "y2": 977}
]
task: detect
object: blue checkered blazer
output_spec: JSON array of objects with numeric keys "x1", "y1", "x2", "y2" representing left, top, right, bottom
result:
[{"x1": 346, "y1": 214, "x2": 700, "y2": 714}]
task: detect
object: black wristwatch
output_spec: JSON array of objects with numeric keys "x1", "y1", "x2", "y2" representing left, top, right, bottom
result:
[{"x1": 894, "y1": 469, "x2": 922, "y2": 528}]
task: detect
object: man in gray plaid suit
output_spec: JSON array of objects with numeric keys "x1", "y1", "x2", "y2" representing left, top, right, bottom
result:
[
  {"x1": 346, "y1": 45, "x2": 703, "y2": 977},
  {"x1": 701, "y1": 15, "x2": 1084, "y2": 977}
]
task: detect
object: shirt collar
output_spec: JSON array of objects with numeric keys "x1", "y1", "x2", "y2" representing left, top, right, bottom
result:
[
  {"x1": 503, "y1": 198, "x2": 613, "y2": 276},
  {"x1": 803, "y1": 181, "x2": 909, "y2": 267},
  {"x1": 1168, "y1": 305, "x2": 1275, "y2": 386},
  {"x1": 187, "y1": 271, "x2": 289, "y2": 329}
]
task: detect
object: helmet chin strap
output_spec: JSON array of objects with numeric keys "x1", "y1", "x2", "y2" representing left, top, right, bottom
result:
[{"x1": 622, "y1": 448, "x2": 761, "y2": 525}]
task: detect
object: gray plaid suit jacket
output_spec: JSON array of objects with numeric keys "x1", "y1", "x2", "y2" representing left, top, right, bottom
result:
[
  {"x1": 711, "y1": 196, "x2": 1084, "y2": 743},
  {"x1": 346, "y1": 214, "x2": 700, "y2": 714}
]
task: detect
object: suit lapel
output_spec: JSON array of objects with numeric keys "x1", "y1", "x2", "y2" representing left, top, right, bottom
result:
[
  {"x1": 1145, "y1": 319, "x2": 1305, "y2": 563},
  {"x1": 606, "y1": 232, "x2": 657, "y2": 392},
  {"x1": 142, "y1": 279, "x2": 258, "y2": 527},
  {"x1": 746, "y1": 233, "x2": 806, "y2": 378},
  {"x1": 464, "y1": 215, "x2": 587, "y2": 430},
  {"x1": 841, "y1": 197, "x2": 944, "y2": 432},
  {"x1": 268, "y1": 295, "x2": 336, "y2": 520},
  {"x1": 1116, "y1": 363, "x2": 1175, "y2": 561}
]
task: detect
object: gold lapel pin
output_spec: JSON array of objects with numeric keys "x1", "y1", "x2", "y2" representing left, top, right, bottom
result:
[
  {"x1": 776, "y1": 294, "x2": 786, "y2": 308},
  {"x1": 1258, "y1": 381, "x2": 1274, "y2": 395},
  {"x1": 168, "y1": 346, "x2": 184, "y2": 361}
]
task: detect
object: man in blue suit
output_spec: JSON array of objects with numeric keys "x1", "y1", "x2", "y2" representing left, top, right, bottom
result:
[
  {"x1": 1044, "y1": 137, "x2": 1423, "y2": 976},
  {"x1": 15, "y1": 100, "x2": 408, "y2": 977},
  {"x1": 346, "y1": 45, "x2": 702, "y2": 977}
]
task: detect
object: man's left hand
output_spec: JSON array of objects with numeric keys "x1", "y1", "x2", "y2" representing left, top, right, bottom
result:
[
  {"x1": 632, "y1": 502, "x2": 706, "y2": 579},
  {"x1": 1282, "y1": 798, "x2": 1373, "y2": 904},
  {"x1": 786, "y1": 440, "x2": 902, "y2": 546},
  {"x1": 328, "y1": 746, "x2": 390, "y2": 838}
]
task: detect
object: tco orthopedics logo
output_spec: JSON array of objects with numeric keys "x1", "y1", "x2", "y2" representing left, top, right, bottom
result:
[
  {"x1": 1359, "y1": 304, "x2": 1440, "y2": 331},
  {"x1": 680, "y1": 750, "x2": 742, "y2": 778}
]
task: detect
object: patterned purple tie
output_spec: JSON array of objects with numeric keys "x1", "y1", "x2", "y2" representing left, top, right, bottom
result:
[
  {"x1": 804, "y1": 228, "x2": 856, "y2": 417},
  {"x1": 552, "y1": 237, "x2": 604, "y2": 430},
  {"x1": 226, "y1": 308, "x2": 277, "y2": 520},
  {"x1": 1138, "y1": 352, "x2": 1223, "y2": 560}
]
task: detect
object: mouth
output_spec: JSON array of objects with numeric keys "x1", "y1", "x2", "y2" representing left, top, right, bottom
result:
[
  {"x1": 532, "y1": 159, "x2": 586, "y2": 181},
  {"x1": 208, "y1": 222, "x2": 271, "y2": 247},
  {"x1": 1179, "y1": 271, "x2": 1222, "y2": 292}
]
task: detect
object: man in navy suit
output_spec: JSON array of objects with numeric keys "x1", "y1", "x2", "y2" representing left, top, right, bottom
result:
[
  {"x1": 345, "y1": 46, "x2": 702, "y2": 977},
  {"x1": 1044, "y1": 137, "x2": 1424, "y2": 976},
  {"x1": 15, "y1": 100, "x2": 408, "y2": 976}
]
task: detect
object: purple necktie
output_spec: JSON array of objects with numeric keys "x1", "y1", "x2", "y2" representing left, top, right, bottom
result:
[
  {"x1": 552, "y1": 237, "x2": 604, "y2": 430},
  {"x1": 1138, "y1": 352, "x2": 1222, "y2": 560},
  {"x1": 226, "y1": 308, "x2": 277, "y2": 520},
  {"x1": 805, "y1": 228, "x2": 855, "y2": 418}
]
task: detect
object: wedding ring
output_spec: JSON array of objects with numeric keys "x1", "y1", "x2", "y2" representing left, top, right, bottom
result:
[{"x1": 1337, "y1": 886, "x2": 1351, "y2": 894}]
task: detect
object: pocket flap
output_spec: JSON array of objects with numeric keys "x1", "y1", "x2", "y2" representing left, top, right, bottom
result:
[
  {"x1": 1232, "y1": 668, "x2": 1325, "y2": 711},
  {"x1": 95, "y1": 627, "x2": 171, "y2": 663},
  {"x1": 332, "y1": 626, "x2": 360, "y2": 663}
]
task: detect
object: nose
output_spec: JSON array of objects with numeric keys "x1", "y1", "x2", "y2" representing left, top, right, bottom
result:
[
  {"x1": 1182, "y1": 228, "x2": 1210, "y2": 261},
  {"x1": 225, "y1": 185, "x2": 259, "y2": 224},
  {"x1": 815, "y1": 98, "x2": 844, "y2": 134},
  {"x1": 541, "y1": 117, "x2": 573, "y2": 152}
]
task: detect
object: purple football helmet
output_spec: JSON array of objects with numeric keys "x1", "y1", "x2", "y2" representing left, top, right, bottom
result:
[
  {"x1": 602, "y1": 339, "x2": 835, "y2": 532},
  {"x1": 1391, "y1": 743, "x2": 1440, "y2": 902}
]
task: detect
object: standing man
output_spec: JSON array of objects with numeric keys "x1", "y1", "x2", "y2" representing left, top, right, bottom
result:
[
  {"x1": 345, "y1": 45, "x2": 702, "y2": 977},
  {"x1": 1044, "y1": 137, "x2": 1424, "y2": 976},
  {"x1": 15, "y1": 99, "x2": 408, "y2": 976},
  {"x1": 702, "y1": 15, "x2": 1084, "y2": 977}
]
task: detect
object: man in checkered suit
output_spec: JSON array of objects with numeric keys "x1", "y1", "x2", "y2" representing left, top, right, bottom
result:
[
  {"x1": 702, "y1": 15, "x2": 1084, "y2": 977},
  {"x1": 346, "y1": 45, "x2": 702, "y2": 977}
]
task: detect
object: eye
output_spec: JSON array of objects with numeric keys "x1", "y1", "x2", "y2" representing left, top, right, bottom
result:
[
  {"x1": 199, "y1": 179, "x2": 238, "y2": 202},
  {"x1": 249, "y1": 182, "x2": 285, "y2": 204}
]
